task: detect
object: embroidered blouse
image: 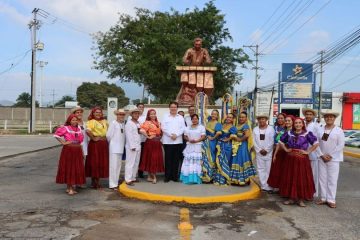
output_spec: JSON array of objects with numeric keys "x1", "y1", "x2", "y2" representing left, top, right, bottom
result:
[
  {"x1": 141, "y1": 120, "x2": 162, "y2": 136},
  {"x1": 86, "y1": 119, "x2": 108, "y2": 137},
  {"x1": 280, "y1": 130, "x2": 318, "y2": 150},
  {"x1": 54, "y1": 125, "x2": 84, "y2": 144}
]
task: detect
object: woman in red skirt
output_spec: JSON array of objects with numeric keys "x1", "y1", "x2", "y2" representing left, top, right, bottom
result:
[
  {"x1": 54, "y1": 114, "x2": 85, "y2": 195},
  {"x1": 139, "y1": 109, "x2": 164, "y2": 184},
  {"x1": 267, "y1": 113, "x2": 286, "y2": 192},
  {"x1": 277, "y1": 117, "x2": 319, "y2": 207},
  {"x1": 85, "y1": 107, "x2": 109, "y2": 189}
]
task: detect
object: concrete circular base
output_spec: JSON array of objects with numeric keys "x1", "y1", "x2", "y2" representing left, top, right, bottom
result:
[{"x1": 119, "y1": 178, "x2": 260, "y2": 204}]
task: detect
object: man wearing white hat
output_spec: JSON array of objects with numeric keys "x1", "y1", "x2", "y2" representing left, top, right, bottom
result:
[
  {"x1": 302, "y1": 108, "x2": 320, "y2": 197},
  {"x1": 253, "y1": 115, "x2": 275, "y2": 192},
  {"x1": 106, "y1": 109, "x2": 126, "y2": 189},
  {"x1": 315, "y1": 111, "x2": 344, "y2": 208},
  {"x1": 124, "y1": 107, "x2": 142, "y2": 185}
]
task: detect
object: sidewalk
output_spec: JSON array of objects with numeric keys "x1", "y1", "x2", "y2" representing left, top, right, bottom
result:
[
  {"x1": 344, "y1": 146, "x2": 360, "y2": 158},
  {"x1": 0, "y1": 135, "x2": 59, "y2": 160}
]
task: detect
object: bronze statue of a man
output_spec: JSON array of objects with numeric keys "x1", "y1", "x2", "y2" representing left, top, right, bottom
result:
[{"x1": 183, "y1": 38, "x2": 212, "y2": 66}]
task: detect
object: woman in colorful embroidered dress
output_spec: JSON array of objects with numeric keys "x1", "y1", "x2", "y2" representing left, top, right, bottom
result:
[
  {"x1": 214, "y1": 113, "x2": 237, "y2": 185},
  {"x1": 54, "y1": 114, "x2": 85, "y2": 195},
  {"x1": 202, "y1": 110, "x2": 222, "y2": 182},
  {"x1": 270, "y1": 115, "x2": 295, "y2": 191},
  {"x1": 85, "y1": 107, "x2": 109, "y2": 189},
  {"x1": 277, "y1": 117, "x2": 319, "y2": 207},
  {"x1": 229, "y1": 112, "x2": 256, "y2": 185},
  {"x1": 139, "y1": 109, "x2": 164, "y2": 184},
  {"x1": 267, "y1": 113, "x2": 287, "y2": 190},
  {"x1": 180, "y1": 114, "x2": 206, "y2": 184}
]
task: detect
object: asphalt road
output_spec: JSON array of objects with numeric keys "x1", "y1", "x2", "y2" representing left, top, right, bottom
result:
[{"x1": 0, "y1": 148, "x2": 359, "y2": 240}]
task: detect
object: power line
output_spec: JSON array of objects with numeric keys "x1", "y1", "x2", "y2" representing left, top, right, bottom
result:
[
  {"x1": 261, "y1": 0, "x2": 315, "y2": 52},
  {"x1": 326, "y1": 47, "x2": 360, "y2": 89},
  {"x1": 264, "y1": 0, "x2": 332, "y2": 54},
  {"x1": 253, "y1": 0, "x2": 297, "y2": 45},
  {"x1": 260, "y1": 0, "x2": 310, "y2": 47},
  {"x1": 0, "y1": 50, "x2": 31, "y2": 76},
  {"x1": 37, "y1": 8, "x2": 92, "y2": 35},
  {"x1": 247, "y1": 0, "x2": 287, "y2": 45},
  {"x1": 328, "y1": 73, "x2": 360, "y2": 90}
]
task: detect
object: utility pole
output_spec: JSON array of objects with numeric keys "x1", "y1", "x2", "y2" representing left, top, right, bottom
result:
[
  {"x1": 37, "y1": 60, "x2": 48, "y2": 108},
  {"x1": 317, "y1": 50, "x2": 325, "y2": 121},
  {"x1": 29, "y1": 8, "x2": 40, "y2": 133},
  {"x1": 243, "y1": 44, "x2": 260, "y2": 123},
  {"x1": 51, "y1": 89, "x2": 56, "y2": 108}
]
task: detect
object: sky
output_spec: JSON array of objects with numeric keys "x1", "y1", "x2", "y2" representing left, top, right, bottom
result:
[{"x1": 0, "y1": 0, "x2": 359, "y2": 106}]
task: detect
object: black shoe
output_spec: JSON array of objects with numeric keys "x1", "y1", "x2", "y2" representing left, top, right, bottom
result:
[
  {"x1": 173, "y1": 179, "x2": 179, "y2": 182},
  {"x1": 138, "y1": 172, "x2": 144, "y2": 178},
  {"x1": 164, "y1": 179, "x2": 170, "y2": 183}
]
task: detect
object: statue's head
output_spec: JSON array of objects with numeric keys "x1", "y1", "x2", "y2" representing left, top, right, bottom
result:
[{"x1": 193, "y1": 37, "x2": 202, "y2": 50}]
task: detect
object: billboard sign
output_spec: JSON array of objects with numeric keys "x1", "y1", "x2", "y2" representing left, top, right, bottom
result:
[
  {"x1": 314, "y1": 92, "x2": 332, "y2": 109},
  {"x1": 280, "y1": 63, "x2": 315, "y2": 104}
]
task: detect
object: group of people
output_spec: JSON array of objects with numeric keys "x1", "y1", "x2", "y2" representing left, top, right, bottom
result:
[
  {"x1": 53, "y1": 101, "x2": 344, "y2": 209},
  {"x1": 261, "y1": 108, "x2": 344, "y2": 208}
]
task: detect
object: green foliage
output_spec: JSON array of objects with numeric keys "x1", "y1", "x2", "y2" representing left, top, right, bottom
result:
[
  {"x1": 54, "y1": 95, "x2": 75, "y2": 107},
  {"x1": 76, "y1": 81, "x2": 129, "y2": 108},
  {"x1": 13, "y1": 92, "x2": 39, "y2": 107},
  {"x1": 93, "y1": 1, "x2": 250, "y2": 103}
]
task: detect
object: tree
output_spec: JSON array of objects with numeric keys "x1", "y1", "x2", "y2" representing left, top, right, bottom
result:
[
  {"x1": 93, "y1": 1, "x2": 250, "y2": 103},
  {"x1": 76, "y1": 81, "x2": 129, "y2": 108},
  {"x1": 54, "y1": 95, "x2": 75, "y2": 107},
  {"x1": 13, "y1": 92, "x2": 39, "y2": 107}
]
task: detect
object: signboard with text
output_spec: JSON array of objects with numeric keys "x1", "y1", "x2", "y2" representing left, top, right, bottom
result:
[
  {"x1": 280, "y1": 63, "x2": 315, "y2": 104},
  {"x1": 314, "y1": 92, "x2": 332, "y2": 109}
]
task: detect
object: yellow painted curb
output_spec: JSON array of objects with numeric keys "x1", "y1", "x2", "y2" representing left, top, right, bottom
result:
[
  {"x1": 344, "y1": 151, "x2": 360, "y2": 158},
  {"x1": 118, "y1": 179, "x2": 261, "y2": 204}
]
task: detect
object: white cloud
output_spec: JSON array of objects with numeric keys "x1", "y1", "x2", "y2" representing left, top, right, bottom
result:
[
  {"x1": 296, "y1": 30, "x2": 330, "y2": 56},
  {"x1": 18, "y1": 0, "x2": 160, "y2": 32},
  {"x1": 249, "y1": 29, "x2": 263, "y2": 44},
  {"x1": 0, "y1": 2, "x2": 30, "y2": 25}
]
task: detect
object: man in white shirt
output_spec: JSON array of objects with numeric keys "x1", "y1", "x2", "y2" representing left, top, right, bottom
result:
[
  {"x1": 136, "y1": 103, "x2": 147, "y2": 178},
  {"x1": 184, "y1": 105, "x2": 195, "y2": 127},
  {"x1": 253, "y1": 115, "x2": 275, "y2": 192},
  {"x1": 302, "y1": 108, "x2": 320, "y2": 196},
  {"x1": 124, "y1": 107, "x2": 142, "y2": 185},
  {"x1": 161, "y1": 101, "x2": 186, "y2": 182},
  {"x1": 316, "y1": 111, "x2": 344, "y2": 208},
  {"x1": 106, "y1": 109, "x2": 126, "y2": 189}
]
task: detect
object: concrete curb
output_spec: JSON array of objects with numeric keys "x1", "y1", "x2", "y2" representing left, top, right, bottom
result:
[
  {"x1": 119, "y1": 179, "x2": 261, "y2": 204},
  {"x1": 0, "y1": 145, "x2": 60, "y2": 162},
  {"x1": 344, "y1": 151, "x2": 360, "y2": 159}
]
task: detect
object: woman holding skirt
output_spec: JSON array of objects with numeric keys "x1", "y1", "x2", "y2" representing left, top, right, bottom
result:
[
  {"x1": 213, "y1": 113, "x2": 237, "y2": 185},
  {"x1": 139, "y1": 109, "x2": 164, "y2": 184},
  {"x1": 180, "y1": 114, "x2": 206, "y2": 185},
  {"x1": 229, "y1": 112, "x2": 256, "y2": 185},
  {"x1": 267, "y1": 113, "x2": 286, "y2": 190},
  {"x1": 54, "y1": 114, "x2": 85, "y2": 195},
  {"x1": 202, "y1": 110, "x2": 221, "y2": 183},
  {"x1": 85, "y1": 107, "x2": 109, "y2": 189},
  {"x1": 269, "y1": 115, "x2": 294, "y2": 191},
  {"x1": 278, "y1": 117, "x2": 319, "y2": 207}
]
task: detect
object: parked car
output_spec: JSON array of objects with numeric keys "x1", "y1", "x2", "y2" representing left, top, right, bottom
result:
[{"x1": 345, "y1": 132, "x2": 360, "y2": 147}]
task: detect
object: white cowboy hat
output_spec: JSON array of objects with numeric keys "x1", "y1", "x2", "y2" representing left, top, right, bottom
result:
[
  {"x1": 302, "y1": 108, "x2": 317, "y2": 116},
  {"x1": 128, "y1": 106, "x2": 140, "y2": 114},
  {"x1": 321, "y1": 110, "x2": 339, "y2": 118},
  {"x1": 113, "y1": 108, "x2": 126, "y2": 115},
  {"x1": 70, "y1": 106, "x2": 84, "y2": 114},
  {"x1": 256, "y1": 114, "x2": 269, "y2": 120}
]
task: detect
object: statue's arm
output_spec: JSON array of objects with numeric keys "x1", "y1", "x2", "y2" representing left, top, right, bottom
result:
[
  {"x1": 203, "y1": 49, "x2": 212, "y2": 64},
  {"x1": 183, "y1": 49, "x2": 192, "y2": 65}
]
